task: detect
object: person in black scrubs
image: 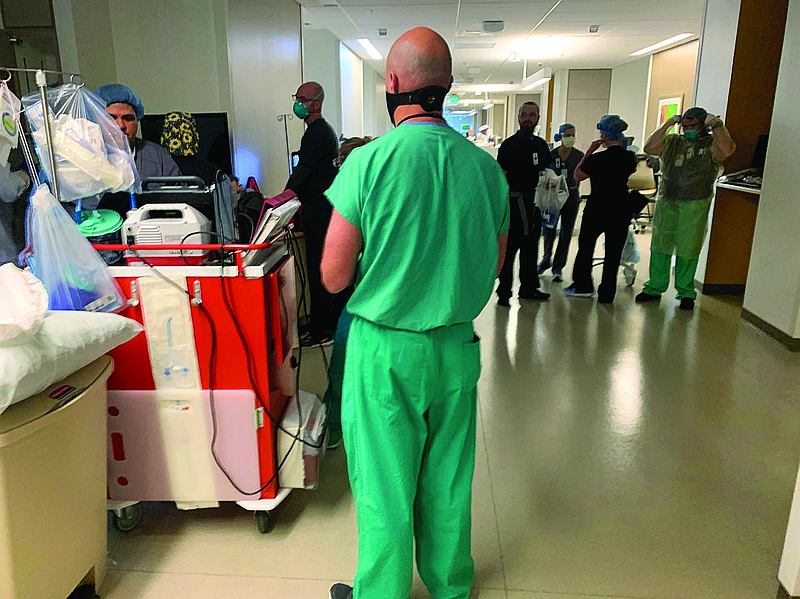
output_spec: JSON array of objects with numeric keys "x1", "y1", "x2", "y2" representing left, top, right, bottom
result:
[
  {"x1": 539, "y1": 123, "x2": 585, "y2": 282},
  {"x1": 565, "y1": 115, "x2": 636, "y2": 304},
  {"x1": 496, "y1": 101, "x2": 554, "y2": 306},
  {"x1": 285, "y1": 81, "x2": 342, "y2": 345}
]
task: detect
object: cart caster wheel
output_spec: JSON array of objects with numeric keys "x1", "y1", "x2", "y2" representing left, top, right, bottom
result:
[
  {"x1": 112, "y1": 504, "x2": 143, "y2": 533},
  {"x1": 255, "y1": 510, "x2": 272, "y2": 534}
]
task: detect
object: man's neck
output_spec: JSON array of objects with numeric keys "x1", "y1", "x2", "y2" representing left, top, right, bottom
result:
[
  {"x1": 393, "y1": 105, "x2": 444, "y2": 125},
  {"x1": 305, "y1": 113, "x2": 322, "y2": 125}
]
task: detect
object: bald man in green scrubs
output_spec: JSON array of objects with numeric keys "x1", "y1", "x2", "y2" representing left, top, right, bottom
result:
[{"x1": 321, "y1": 27, "x2": 509, "y2": 599}]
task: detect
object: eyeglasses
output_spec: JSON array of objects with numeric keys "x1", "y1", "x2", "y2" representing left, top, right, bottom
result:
[{"x1": 292, "y1": 94, "x2": 322, "y2": 103}]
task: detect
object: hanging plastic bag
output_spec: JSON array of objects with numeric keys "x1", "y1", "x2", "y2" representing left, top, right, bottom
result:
[
  {"x1": 22, "y1": 83, "x2": 138, "y2": 204},
  {"x1": 24, "y1": 183, "x2": 125, "y2": 313},
  {"x1": 535, "y1": 168, "x2": 569, "y2": 228},
  {"x1": 621, "y1": 227, "x2": 641, "y2": 264},
  {"x1": 0, "y1": 80, "x2": 21, "y2": 167}
]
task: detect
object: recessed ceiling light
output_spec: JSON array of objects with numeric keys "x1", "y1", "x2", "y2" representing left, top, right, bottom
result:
[
  {"x1": 630, "y1": 33, "x2": 693, "y2": 56},
  {"x1": 517, "y1": 37, "x2": 571, "y2": 59}
]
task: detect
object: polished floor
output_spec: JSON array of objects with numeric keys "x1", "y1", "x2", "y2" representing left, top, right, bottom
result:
[{"x1": 101, "y1": 232, "x2": 800, "y2": 599}]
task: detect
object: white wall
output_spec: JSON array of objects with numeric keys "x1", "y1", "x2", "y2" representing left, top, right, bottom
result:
[
  {"x1": 107, "y1": 0, "x2": 227, "y2": 114},
  {"x1": 566, "y1": 69, "x2": 612, "y2": 152},
  {"x1": 550, "y1": 69, "x2": 569, "y2": 139},
  {"x1": 303, "y1": 28, "x2": 342, "y2": 137},
  {"x1": 694, "y1": 0, "x2": 742, "y2": 283},
  {"x1": 227, "y1": 0, "x2": 305, "y2": 193},
  {"x1": 608, "y1": 57, "x2": 651, "y2": 149},
  {"x1": 339, "y1": 43, "x2": 363, "y2": 138},
  {"x1": 742, "y1": 0, "x2": 800, "y2": 341},
  {"x1": 693, "y1": 0, "x2": 741, "y2": 120}
]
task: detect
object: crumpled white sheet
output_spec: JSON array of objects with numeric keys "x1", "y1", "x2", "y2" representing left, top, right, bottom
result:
[{"x1": 0, "y1": 263, "x2": 48, "y2": 342}]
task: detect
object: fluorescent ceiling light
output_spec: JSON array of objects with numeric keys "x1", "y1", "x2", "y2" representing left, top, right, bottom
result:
[
  {"x1": 474, "y1": 91, "x2": 482, "y2": 96},
  {"x1": 519, "y1": 67, "x2": 552, "y2": 91},
  {"x1": 454, "y1": 42, "x2": 496, "y2": 49},
  {"x1": 517, "y1": 37, "x2": 571, "y2": 59},
  {"x1": 357, "y1": 38, "x2": 383, "y2": 60},
  {"x1": 521, "y1": 77, "x2": 550, "y2": 91},
  {"x1": 631, "y1": 33, "x2": 693, "y2": 56},
  {"x1": 483, "y1": 103, "x2": 494, "y2": 110}
]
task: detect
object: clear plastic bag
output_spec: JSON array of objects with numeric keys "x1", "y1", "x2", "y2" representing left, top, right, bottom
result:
[
  {"x1": 621, "y1": 227, "x2": 641, "y2": 264},
  {"x1": 24, "y1": 184, "x2": 125, "y2": 312},
  {"x1": 535, "y1": 169, "x2": 569, "y2": 228},
  {"x1": 22, "y1": 83, "x2": 138, "y2": 204}
]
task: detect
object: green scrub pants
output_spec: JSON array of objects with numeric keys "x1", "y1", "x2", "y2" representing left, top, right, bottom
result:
[
  {"x1": 642, "y1": 252, "x2": 700, "y2": 299},
  {"x1": 342, "y1": 316, "x2": 481, "y2": 599},
  {"x1": 641, "y1": 196, "x2": 712, "y2": 300}
]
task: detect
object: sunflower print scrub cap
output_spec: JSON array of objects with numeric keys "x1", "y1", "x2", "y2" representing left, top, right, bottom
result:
[{"x1": 161, "y1": 111, "x2": 199, "y2": 156}]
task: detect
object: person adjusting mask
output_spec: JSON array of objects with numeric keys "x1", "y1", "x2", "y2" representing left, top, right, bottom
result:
[{"x1": 636, "y1": 106, "x2": 735, "y2": 310}]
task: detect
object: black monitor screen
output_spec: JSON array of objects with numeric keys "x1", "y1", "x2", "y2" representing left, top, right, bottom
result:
[
  {"x1": 752, "y1": 134, "x2": 768, "y2": 170},
  {"x1": 140, "y1": 112, "x2": 233, "y2": 176}
]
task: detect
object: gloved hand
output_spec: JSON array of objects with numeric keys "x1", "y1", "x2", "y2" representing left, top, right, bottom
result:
[{"x1": 667, "y1": 114, "x2": 682, "y2": 126}]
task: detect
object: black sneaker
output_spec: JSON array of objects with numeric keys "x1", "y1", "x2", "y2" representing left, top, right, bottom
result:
[
  {"x1": 497, "y1": 296, "x2": 511, "y2": 307},
  {"x1": 679, "y1": 297, "x2": 695, "y2": 310},
  {"x1": 635, "y1": 292, "x2": 661, "y2": 303},
  {"x1": 552, "y1": 272, "x2": 563, "y2": 282},
  {"x1": 330, "y1": 583, "x2": 353, "y2": 599},
  {"x1": 519, "y1": 289, "x2": 550, "y2": 301}
]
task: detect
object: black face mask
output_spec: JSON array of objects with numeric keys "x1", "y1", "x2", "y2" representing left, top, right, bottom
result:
[{"x1": 386, "y1": 85, "x2": 449, "y2": 126}]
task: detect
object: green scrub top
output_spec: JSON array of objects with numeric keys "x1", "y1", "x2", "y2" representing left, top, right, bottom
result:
[{"x1": 325, "y1": 121, "x2": 510, "y2": 332}]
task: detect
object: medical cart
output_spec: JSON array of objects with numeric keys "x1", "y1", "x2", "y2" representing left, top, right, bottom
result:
[{"x1": 96, "y1": 239, "x2": 299, "y2": 533}]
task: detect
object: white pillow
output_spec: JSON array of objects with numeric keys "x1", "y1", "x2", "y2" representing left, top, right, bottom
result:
[{"x1": 0, "y1": 311, "x2": 143, "y2": 415}]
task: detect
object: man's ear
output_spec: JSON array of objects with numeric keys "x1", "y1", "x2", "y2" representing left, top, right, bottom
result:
[{"x1": 386, "y1": 72, "x2": 399, "y2": 94}]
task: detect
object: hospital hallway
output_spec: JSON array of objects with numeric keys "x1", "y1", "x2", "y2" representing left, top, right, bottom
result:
[{"x1": 99, "y1": 233, "x2": 800, "y2": 599}]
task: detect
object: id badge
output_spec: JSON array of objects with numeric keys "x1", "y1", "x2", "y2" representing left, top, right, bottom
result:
[{"x1": 533, "y1": 153, "x2": 539, "y2": 166}]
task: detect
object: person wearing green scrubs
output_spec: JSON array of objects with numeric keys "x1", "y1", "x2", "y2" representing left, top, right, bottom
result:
[
  {"x1": 636, "y1": 107, "x2": 735, "y2": 310},
  {"x1": 321, "y1": 27, "x2": 509, "y2": 599}
]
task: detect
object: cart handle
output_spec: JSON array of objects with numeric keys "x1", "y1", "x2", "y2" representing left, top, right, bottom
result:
[{"x1": 92, "y1": 243, "x2": 273, "y2": 275}]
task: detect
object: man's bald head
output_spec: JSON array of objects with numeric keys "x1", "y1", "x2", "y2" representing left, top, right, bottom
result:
[
  {"x1": 295, "y1": 81, "x2": 325, "y2": 122},
  {"x1": 386, "y1": 27, "x2": 452, "y2": 92},
  {"x1": 297, "y1": 81, "x2": 324, "y2": 102}
]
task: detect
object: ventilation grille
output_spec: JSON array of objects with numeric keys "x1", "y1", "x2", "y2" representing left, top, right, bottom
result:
[{"x1": 136, "y1": 225, "x2": 163, "y2": 245}]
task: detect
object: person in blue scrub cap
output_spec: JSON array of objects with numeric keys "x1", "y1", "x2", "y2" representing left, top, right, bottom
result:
[
  {"x1": 565, "y1": 115, "x2": 637, "y2": 303},
  {"x1": 94, "y1": 83, "x2": 180, "y2": 181}
]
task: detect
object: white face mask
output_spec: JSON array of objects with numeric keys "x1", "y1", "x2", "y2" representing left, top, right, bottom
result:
[{"x1": 561, "y1": 136, "x2": 576, "y2": 148}]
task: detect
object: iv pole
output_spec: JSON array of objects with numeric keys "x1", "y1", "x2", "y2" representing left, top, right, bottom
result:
[{"x1": 0, "y1": 67, "x2": 84, "y2": 203}]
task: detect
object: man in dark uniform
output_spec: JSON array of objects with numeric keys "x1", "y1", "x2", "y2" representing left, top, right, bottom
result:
[
  {"x1": 496, "y1": 101, "x2": 554, "y2": 306},
  {"x1": 285, "y1": 81, "x2": 342, "y2": 345}
]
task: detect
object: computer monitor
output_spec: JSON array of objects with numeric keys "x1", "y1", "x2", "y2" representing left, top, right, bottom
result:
[
  {"x1": 751, "y1": 134, "x2": 768, "y2": 170},
  {"x1": 140, "y1": 112, "x2": 233, "y2": 175}
]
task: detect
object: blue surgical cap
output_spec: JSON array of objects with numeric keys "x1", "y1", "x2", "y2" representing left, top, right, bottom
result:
[
  {"x1": 554, "y1": 122, "x2": 575, "y2": 142},
  {"x1": 94, "y1": 83, "x2": 144, "y2": 120},
  {"x1": 597, "y1": 114, "x2": 628, "y2": 141}
]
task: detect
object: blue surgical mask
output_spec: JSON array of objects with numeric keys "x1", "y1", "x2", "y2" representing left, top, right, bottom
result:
[
  {"x1": 292, "y1": 100, "x2": 308, "y2": 119},
  {"x1": 684, "y1": 129, "x2": 700, "y2": 141}
]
